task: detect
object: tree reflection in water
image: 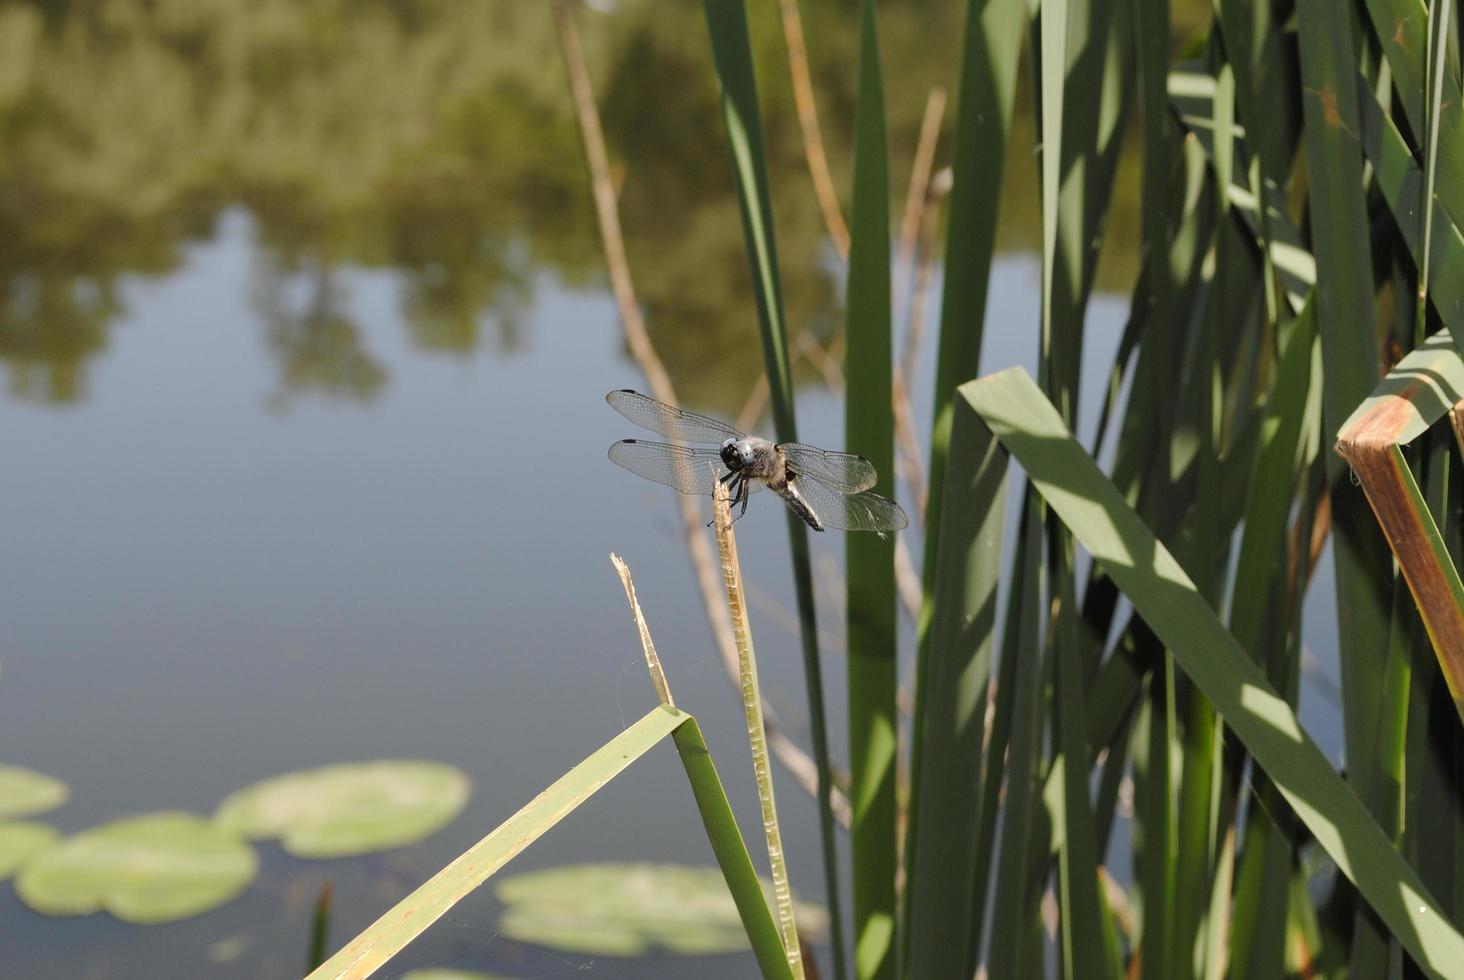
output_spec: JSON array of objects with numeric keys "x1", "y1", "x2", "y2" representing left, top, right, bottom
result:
[{"x1": 5, "y1": 0, "x2": 1153, "y2": 413}]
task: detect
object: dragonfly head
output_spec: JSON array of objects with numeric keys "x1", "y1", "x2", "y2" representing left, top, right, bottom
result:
[{"x1": 720, "y1": 438, "x2": 754, "y2": 471}]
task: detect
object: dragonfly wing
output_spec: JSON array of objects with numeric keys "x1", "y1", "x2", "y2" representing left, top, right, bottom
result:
[
  {"x1": 606, "y1": 389, "x2": 745, "y2": 444},
  {"x1": 609, "y1": 440, "x2": 762, "y2": 496},
  {"x1": 778, "y1": 443, "x2": 878, "y2": 493},
  {"x1": 790, "y1": 475, "x2": 908, "y2": 532}
]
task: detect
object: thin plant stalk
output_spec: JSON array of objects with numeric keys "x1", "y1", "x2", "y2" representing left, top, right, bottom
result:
[
  {"x1": 713, "y1": 479, "x2": 805, "y2": 980},
  {"x1": 306, "y1": 882, "x2": 332, "y2": 974}
]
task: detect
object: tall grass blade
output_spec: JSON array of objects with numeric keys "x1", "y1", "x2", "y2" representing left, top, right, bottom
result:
[
  {"x1": 983, "y1": 495, "x2": 1049, "y2": 980},
  {"x1": 1295, "y1": 0, "x2": 1392, "y2": 816},
  {"x1": 916, "y1": 0, "x2": 1025, "y2": 565},
  {"x1": 1403, "y1": 433, "x2": 1461, "y2": 930},
  {"x1": 1136, "y1": 657, "x2": 1177, "y2": 980},
  {"x1": 1360, "y1": 0, "x2": 1464, "y2": 235},
  {"x1": 903, "y1": 0, "x2": 1024, "y2": 960},
  {"x1": 1054, "y1": 571, "x2": 1122, "y2": 980},
  {"x1": 1357, "y1": 79, "x2": 1464, "y2": 333},
  {"x1": 960, "y1": 366, "x2": 1464, "y2": 978},
  {"x1": 1133, "y1": 0, "x2": 1173, "y2": 474},
  {"x1": 842, "y1": 3, "x2": 896, "y2": 977},
  {"x1": 700, "y1": 5, "x2": 844, "y2": 973},
  {"x1": 970, "y1": 490, "x2": 1041, "y2": 971},
  {"x1": 1416, "y1": 0, "x2": 1453, "y2": 333},
  {"x1": 1224, "y1": 299, "x2": 1318, "y2": 980},
  {"x1": 905, "y1": 390, "x2": 1006, "y2": 978}
]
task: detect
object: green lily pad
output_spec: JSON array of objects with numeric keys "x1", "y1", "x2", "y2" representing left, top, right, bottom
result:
[
  {"x1": 495, "y1": 862, "x2": 829, "y2": 957},
  {"x1": 15, "y1": 811, "x2": 257, "y2": 924},
  {"x1": 0, "y1": 821, "x2": 59, "y2": 879},
  {"x1": 0, "y1": 765, "x2": 68, "y2": 819},
  {"x1": 215, "y1": 760, "x2": 471, "y2": 858}
]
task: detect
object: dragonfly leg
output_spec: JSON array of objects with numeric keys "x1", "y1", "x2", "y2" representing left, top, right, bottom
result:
[
  {"x1": 725, "y1": 474, "x2": 749, "y2": 525},
  {"x1": 707, "y1": 473, "x2": 750, "y2": 526},
  {"x1": 707, "y1": 473, "x2": 743, "y2": 528}
]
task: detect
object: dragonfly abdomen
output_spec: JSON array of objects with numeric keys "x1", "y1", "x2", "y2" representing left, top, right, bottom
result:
[{"x1": 776, "y1": 480, "x2": 824, "y2": 532}]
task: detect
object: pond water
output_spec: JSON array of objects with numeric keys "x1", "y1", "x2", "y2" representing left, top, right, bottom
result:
[{"x1": 0, "y1": 2, "x2": 1339, "y2": 977}]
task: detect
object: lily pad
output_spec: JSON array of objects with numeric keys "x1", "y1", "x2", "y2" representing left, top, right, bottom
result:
[
  {"x1": 15, "y1": 811, "x2": 257, "y2": 923},
  {"x1": 495, "y1": 862, "x2": 829, "y2": 957},
  {"x1": 0, "y1": 821, "x2": 59, "y2": 879},
  {"x1": 0, "y1": 765, "x2": 68, "y2": 819},
  {"x1": 215, "y1": 760, "x2": 471, "y2": 858}
]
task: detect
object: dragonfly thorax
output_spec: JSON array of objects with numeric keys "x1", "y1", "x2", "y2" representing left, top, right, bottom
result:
[{"x1": 720, "y1": 438, "x2": 756, "y2": 471}]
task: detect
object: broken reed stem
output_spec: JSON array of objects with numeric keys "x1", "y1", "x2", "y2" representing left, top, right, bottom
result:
[
  {"x1": 712, "y1": 480, "x2": 806, "y2": 980},
  {"x1": 610, "y1": 553, "x2": 674, "y2": 707}
]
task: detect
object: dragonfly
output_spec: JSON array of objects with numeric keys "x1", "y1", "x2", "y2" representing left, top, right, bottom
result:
[{"x1": 605, "y1": 389, "x2": 909, "y2": 534}]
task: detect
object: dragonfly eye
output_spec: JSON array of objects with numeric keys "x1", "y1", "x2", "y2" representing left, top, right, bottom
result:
[{"x1": 720, "y1": 439, "x2": 743, "y2": 471}]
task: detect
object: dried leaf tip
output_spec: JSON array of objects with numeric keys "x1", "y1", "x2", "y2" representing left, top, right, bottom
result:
[{"x1": 610, "y1": 553, "x2": 674, "y2": 707}]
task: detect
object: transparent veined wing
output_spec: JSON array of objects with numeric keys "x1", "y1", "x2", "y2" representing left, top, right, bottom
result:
[
  {"x1": 789, "y1": 474, "x2": 908, "y2": 533},
  {"x1": 777, "y1": 443, "x2": 878, "y2": 493},
  {"x1": 608, "y1": 439, "x2": 762, "y2": 496},
  {"x1": 606, "y1": 389, "x2": 744, "y2": 444}
]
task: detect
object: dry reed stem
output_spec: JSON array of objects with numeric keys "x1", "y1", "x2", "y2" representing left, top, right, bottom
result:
[
  {"x1": 777, "y1": 0, "x2": 850, "y2": 259},
  {"x1": 554, "y1": 0, "x2": 850, "y2": 821},
  {"x1": 895, "y1": 88, "x2": 947, "y2": 308},
  {"x1": 893, "y1": 104, "x2": 952, "y2": 527},
  {"x1": 610, "y1": 553, "x2": 674, "y2": 707},
  {"x1": 893, "y1": 531, "x2": 923, "y2": 627},
  {"x1": 713, "y1": 479, "x2": 806, "y2": 979}
]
